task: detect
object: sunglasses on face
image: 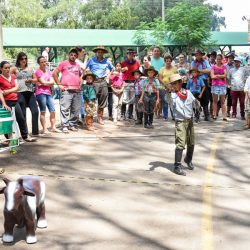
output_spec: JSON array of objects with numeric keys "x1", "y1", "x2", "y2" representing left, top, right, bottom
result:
[{"x1": 20, "y1": 57, "x2": 27, "y2": 61}]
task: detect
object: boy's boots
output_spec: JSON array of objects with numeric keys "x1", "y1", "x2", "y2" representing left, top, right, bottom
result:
[
  {"x1": 97, "y1": 109, "x2": 104, "y2": 125},
  {"x1": 184, "y1": 145, "x2": 194, "y2": 170},
  {"x1": 135, "y1": 112, "x2": 143, "y2": 125},
  {"x1": 204, "y1": 106, "x2": 210, "y2": 121},
  {"x1": 86, "y1": 116, "x2": 94, "y2": 131},
  {"x1": 227, "y1": 106, "x2": 231, "y2": 117},
  {"x1": 128, "y1": 104, "x2": 133, "y2": 119},
  {"x1": 144, "y1": 113, "x2": 150, "y2": 128},
  {"x1": 148, "y1": 114, "x2": 154, "y2": 129},
  {"x1": 121, "y1": 104, "x2": 126, "y2": 120},
  {"x1": 174, "y1": 148, "x2": 186, "y2": 176}
]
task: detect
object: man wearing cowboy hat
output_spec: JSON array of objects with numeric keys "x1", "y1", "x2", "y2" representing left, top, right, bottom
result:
[
  {"x1": 169, "y1": 74, "x2": 197, "y2": 176},
  {"x1": 86, "y1": 46, "x2": 114, "y2": 125},
  {"x1": 191, "y1": 49, "x2": 211, "y2": 121},
  {"x1": 121, "y1": 48, "x2": 140, "y2": 120}
]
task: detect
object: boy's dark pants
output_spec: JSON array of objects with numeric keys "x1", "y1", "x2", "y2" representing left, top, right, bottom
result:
[
  {"x1": 201, "y1": 80, "x2": 210, "y2": 120},
  {"x1": 193, "y1": 93, "x2": 202, "y2": 121},
  {"x1": 143, "y1": 93, "x2": 156, "y2": 126},
  {"x1": 175, "y1": 120, "x2": 195, "y2": 166},
  {"x1": 135, "y1": 95, "x2": 143, "y2": 123}
]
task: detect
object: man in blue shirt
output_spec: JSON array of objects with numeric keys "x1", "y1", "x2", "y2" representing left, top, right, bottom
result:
[
  {"x1": 191, "y1": 50, "x2": 211, "y2": 121},
  {"x1": 150, "y1": 46, "x2": 165, "y2": 72},
  {"x1": 86, "y1": 46, "x2": 114, "y2": 124}
]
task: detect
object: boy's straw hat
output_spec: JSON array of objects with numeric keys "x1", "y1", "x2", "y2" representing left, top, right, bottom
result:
[
  {"x1": 144, "y1": 67, "x2": 158, "y2": 77},
  {"x1": 83, "y1": 71, "x2": 96, "y2": 81},
  {"x1": 169, "y1": 74, "x2": 182, "y2": 84}
]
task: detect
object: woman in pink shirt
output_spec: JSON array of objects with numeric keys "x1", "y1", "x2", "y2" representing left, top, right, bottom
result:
[
  {"x1": 35, "y1": 56, "x2": 61, "y2": 133},
  {"x1": 211, "y1": 54, "x2": 227, "y2": 120}
]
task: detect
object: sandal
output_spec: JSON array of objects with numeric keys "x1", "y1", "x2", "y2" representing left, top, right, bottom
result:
[
  {"x1": 51, "y1": 128, "x2": 62, "y2": 133},
  {"x1": 24, "y1": 136, "x2": 37, "y2": 142}
]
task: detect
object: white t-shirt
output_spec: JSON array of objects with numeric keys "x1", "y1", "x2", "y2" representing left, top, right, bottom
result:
[
  {"x1": 244, "y1": 76, "x2": 250, "y2": 92},
  {"x1": 42, "y1": 50, "x2": 49, "y2": 61}
]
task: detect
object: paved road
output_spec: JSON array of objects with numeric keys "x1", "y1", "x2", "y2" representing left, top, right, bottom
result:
[{"x1": 0, "y1": 115, "x2": 249, "y2": 250}]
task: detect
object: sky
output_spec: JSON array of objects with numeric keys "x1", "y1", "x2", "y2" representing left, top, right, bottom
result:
[
  {"x1": 206, "y1": 0, "x2": 250, "y2": 52},
  {"x1": 206, "y1": 0, "x2": 250, "y2": 32}
]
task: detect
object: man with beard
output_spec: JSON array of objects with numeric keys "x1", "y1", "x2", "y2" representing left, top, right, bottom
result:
[{"x1": 53, "y1": 49, "x2": 82, "y2": 133}]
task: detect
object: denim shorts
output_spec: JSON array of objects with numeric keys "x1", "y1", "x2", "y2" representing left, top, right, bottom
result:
[
  {"x1": 211, "y1": 85, "x2": 227, "y2": 95},
  {"x1": 36, "y1": 94, "x2": 55, "y2": 112}
]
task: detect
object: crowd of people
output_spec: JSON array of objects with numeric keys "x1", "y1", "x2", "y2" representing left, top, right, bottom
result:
[{"x1": 0, "y1": 45, "x2": 250, "y2": 175}]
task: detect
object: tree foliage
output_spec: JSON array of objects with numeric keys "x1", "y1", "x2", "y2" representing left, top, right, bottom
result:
[
  {"x1": 165, "y1": 1, "x2": 212, "y2": 50},
  {"x1": 1, "y1": 0, "x2": 226, "y2": 31}
]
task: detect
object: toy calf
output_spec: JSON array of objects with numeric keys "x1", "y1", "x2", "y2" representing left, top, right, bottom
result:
[{"x1": 0, "y1": 176, "x2": 47, "y2": 244}]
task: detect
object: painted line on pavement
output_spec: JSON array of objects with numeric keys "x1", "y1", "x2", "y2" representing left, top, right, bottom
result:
[
  {"x1": 202, "y1": 124, "x2": 225, "y2": 250},
  {"x1": 4, "y1": 169, "x2": 246, "y2": 191}
]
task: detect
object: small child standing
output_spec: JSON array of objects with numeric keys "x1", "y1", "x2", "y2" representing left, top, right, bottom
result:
[
  {"x1": 82, "y1": 71, "x2": 97, "y2": 131},
  {"x1": 169, "y1": 74, "x2": 197, "y2": 176},
  {"x1": 109, "y1": 62, "x2": 125, "y2": 124},
  {"x1": 186, "y1": 68, "x2": 205, "y2": 122},
  {"x1": 139, "y1": 67, "x2": 160, "y2": 128},
  {"x1": 133, "y1": 70, "x2": 144, "y2": 125}
]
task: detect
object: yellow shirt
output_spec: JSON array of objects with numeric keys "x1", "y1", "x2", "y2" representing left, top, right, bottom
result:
[{"x1": 159, "y1": 66, "x2": 178, "y2": 88}]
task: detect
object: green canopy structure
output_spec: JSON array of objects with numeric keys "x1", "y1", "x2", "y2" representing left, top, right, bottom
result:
[
  {"x1": 2, "y1": 28, "x2": 249, "y2": 62},
  {"x1": 3, "y1": 28, "x2": 249, "y2": 48}
]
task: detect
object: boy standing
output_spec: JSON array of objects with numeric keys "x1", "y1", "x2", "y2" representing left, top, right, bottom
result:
[
  {"x1": 139, "y1": 67, "x2": 160, "y2": 128},
  {"x1": 169, "y1": 74, "x2": 197, "y2": 176},
  {"x1": 82, "y1": 71, "x2": 97, "y2": 131},
  {"x1": 133, "y1": 70, "x2": 144, "y2": 125},
  {"x1": 186, "y1": 68, "x2": 205, "y2": 122}
]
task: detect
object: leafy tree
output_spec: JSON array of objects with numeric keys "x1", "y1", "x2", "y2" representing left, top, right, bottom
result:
[
  {"x1": 165, "y1": 1, "x2": 212, "y2": 53},
  {"x1": 1, "y1": 0, "x2": 46, "y2": 28},
  {"x1": 44, "y1": 0, "x2": 82, "y2": 28}
]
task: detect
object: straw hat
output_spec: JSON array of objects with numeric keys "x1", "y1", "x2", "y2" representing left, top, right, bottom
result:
[
  {"x1": 169, "y1": 74, "x2": 182, "y2": 84},
  {"x1": 82, "y1": 71, "x2": 96, "y2": 81},
  {"x1": 92, "y1": 45, "x2": 108, "y2": 53},
  {"x1": 144, "y1": 67, "x2": 158, "y2": 77}
]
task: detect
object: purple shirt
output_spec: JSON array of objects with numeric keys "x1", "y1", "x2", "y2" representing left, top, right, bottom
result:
[
  {"x1": 211, "y1": 64, "x2": 226, "y2": 86},
  {"x1": 35, "y1": 68, "x2": 52, "y2": 96}
]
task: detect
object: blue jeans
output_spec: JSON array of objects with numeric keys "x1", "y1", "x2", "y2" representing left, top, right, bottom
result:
[
  {"x1": 36, "y1": 94, "x2": 55, "y2": 112},
  {"x1": 80, "y1": 91, "x2": 85, "y2": 118},
  {"x1": 159, "y1": 89, "x2": 168, "y2": 118}
]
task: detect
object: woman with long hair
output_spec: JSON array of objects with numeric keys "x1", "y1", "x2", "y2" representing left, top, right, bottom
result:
[
  {"x1": 12, "y1": 52, "x2": 39, "y2": 136},
  {"x1": 35, "y1": 56, "x2": 61, "y2": 133},
  {"x1": 0, "y1": 61, "x2": 36, "y2": 142},
  {"x1": 210, "y1": 54, "x2": 227, "y2": 120}
]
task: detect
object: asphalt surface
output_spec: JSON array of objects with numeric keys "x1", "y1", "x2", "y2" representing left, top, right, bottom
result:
[{"x1": 0, "y1": 109, "x2": 249, "y2": 250}]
